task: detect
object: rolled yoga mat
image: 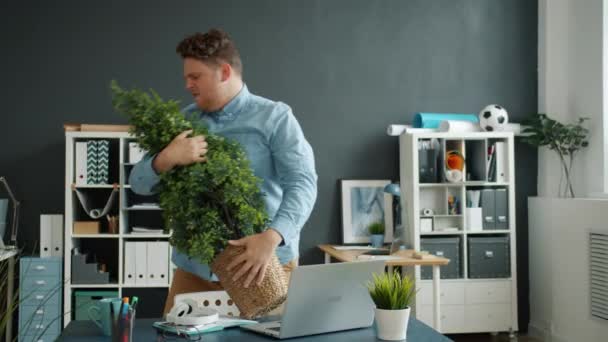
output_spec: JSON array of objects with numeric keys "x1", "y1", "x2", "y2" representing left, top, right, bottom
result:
[
  {"x1": 413, "y1": 113, "x2": 479, "y2": 128},
  {"x1": 438, "y1": 120, "x2": 482, "y2": 133}
]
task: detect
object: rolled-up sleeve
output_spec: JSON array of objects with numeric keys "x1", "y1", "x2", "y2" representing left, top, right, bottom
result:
[
  {"x1": 129, "y1": 154, "x2": 161, "y2": 195},
  {"x1": 268, "y1": 107, "x2": 318, "y2": 245}
]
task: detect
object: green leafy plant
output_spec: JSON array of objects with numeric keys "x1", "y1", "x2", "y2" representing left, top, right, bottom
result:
[
  {"x1": 522, "y1": 113, "x2": 590, "y2": 198},
  {"x1": 367, "y1": 221, "x2": 384, "y2": 235},
  {"x1": 110, "y1": 81, "x2": 268, "y2": 264},
  {"x1": 366, "y1": 271, "x2": 416, "y2": 310}
]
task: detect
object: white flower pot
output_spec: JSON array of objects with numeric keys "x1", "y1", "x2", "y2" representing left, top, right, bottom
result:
[{"x1": 374, "y1": 307, "x2": 410, "y2": 341}]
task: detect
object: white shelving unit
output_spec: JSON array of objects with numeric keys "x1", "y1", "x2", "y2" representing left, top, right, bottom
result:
[
  {"x1": 399, "y1": 131, "x2": 518, "y2": 335},
  {"x1": 63, "y1": 131, "x2": 174, "y2": 327}
]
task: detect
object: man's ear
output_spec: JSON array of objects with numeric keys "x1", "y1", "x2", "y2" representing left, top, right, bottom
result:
[{"x1": 220, "y1": 63, "x2": 231, "y2": 82}]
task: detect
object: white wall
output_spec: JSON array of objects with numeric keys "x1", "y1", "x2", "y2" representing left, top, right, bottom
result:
[
  {"x1": 528, "y1": 197, "x2": 608, "y2": 342},
  {"x1": 538, "y1": 0, "x2": 605, "y2": 197}
]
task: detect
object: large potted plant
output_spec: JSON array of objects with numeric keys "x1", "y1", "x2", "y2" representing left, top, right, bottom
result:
[
  {"x1": 521, "y1": 113, "x2": 589, "y2": 198},
  {"x1": 367, "y1": 271, "x2": 416, "y2": 340},
  {"x1": 110, "y1": 81, "x2": 287, "y2": 318}
]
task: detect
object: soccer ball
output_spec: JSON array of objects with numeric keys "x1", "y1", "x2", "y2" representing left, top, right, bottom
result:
[{"x1": 479, "y1": 104, "x2": 509, "y2": 132}]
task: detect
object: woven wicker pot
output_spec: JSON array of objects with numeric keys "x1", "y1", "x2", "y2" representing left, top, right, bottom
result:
[{"x1": 211, "y1": 245, "x2": 288, "y2": 319}]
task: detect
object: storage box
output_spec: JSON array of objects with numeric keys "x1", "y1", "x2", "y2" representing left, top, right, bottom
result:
[
  {"x1": 420, "y1": 217, "x2": 434, "y2": 233},
  {"x1": 73, "y1": 290, "x2": 119, "y2": 320},
  {"x1": 421, "y1": 237, "x2": 461, "y2": 279},
  {"x1": 467, "y1": 236, "x2": 510, "y2": 278},
  {"x1": 73, "y1": 221, "x2": 100, "y2": 234}
]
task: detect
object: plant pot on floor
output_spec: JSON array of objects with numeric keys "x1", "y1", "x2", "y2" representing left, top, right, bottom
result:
[
  {"x1": 211, "y1": 245, "x2": 288, "y2": 319},
  {"x1": 375, "y1": 307, "x2": 411, "y2": 340},
  {"x1": 370, "y1": 234, "x2": 384, "y2": 248}
]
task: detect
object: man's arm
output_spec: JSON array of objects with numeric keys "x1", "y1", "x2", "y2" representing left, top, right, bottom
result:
[
  {"x1": 267, "y1": 107, "x2": 318, "y2": 246},
  {"x1": 227, "y1": 105, "x2": 318, "y2": 288},
  {"x1": 129, "y1": 129, "x2": 208, "y2": 195}
]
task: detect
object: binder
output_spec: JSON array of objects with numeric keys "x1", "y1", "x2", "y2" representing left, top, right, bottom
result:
[
  {"x1": 480, "y1": 189, "x2": 496, "y2": 230},
  {"x1": 75, "y1": 142, "x2": 87, "y2": 185},
  {"x1": 495, "y1": 142, "x2": 508, "y2": 182},
  {"x1": 495, "y1": 189, "x2": 509, "y2": 230},
  {"x1": 147, "y1": 241, "x2": 169, "y2": 285},
  {"x1": 124, "y1": 242, "x2": 136, "y2": 285},
  {"x1": 129, "y1": 142, "x2": 146, "y2": 164},
  {"x1": 40, "y1": 215, "x2": 63, "y2": 257},
  {"x1": 134, "y1": 242, "x2": 147, "y2": 285}
]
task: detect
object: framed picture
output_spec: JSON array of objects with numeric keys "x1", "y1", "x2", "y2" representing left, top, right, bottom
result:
[{"x1": 340, "y1": 179, "x2": 394, "y2": 244}]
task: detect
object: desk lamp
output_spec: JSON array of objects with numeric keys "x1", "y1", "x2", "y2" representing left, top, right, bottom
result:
[
  {"x1": 0, "y1": 177, "x2": 20, "y2": 249},
  {"x1": 383, "y1": 183, "x2": 409, "y2": 253}
]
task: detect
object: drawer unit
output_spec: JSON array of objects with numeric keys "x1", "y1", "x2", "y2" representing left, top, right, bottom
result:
[
  {"x1": 467, "y1": 236, "x2": 510, "y2": 278},
  {"x1": 417, "y1": 281, "x2": 465, "y2": 305},
  {"x1": 421, "y1": 236, "x2": 462, "y2": 279},
  {"x1": 417, "y1": 304, "x2": 466, "y2": 333},
  {"x1": 19, "y1": 259, "x2": 61, "y2": 278},
  {"x1": 464, "y1": 303, "x2": 512, "y2": 332},
  {"x1": 464, "y1": 280, "x2": 511, "y2": 304},
  {"x1": 19, "y1": 257, "x2": 62, "y2": 342}
]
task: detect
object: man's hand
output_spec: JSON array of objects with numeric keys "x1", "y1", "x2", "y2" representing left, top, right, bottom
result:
[
  {"x1": 153, "y1": 130, "x2": 207, "y2": 173},
  {"x1": 226, "y1": 229, "x2": 283, "y2": 288}
]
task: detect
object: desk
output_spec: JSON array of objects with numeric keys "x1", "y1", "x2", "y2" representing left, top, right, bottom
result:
[
  {"x1": 318, "y1": 244, "x2": 449, "y2": 332},
  {"x1": 0, "y1": 249, "x2": 17, "y2": 342},
  {"x1": 57, "y1": 318, "x2": 452, "y2": 341}
]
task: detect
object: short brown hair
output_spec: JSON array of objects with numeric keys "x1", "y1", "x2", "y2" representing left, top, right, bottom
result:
[{"x1": 176, "y1": 29, "x2": 243, "y2": 75}]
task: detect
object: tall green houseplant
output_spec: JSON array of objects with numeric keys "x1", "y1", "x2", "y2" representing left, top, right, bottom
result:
[
  {"x1": 110, "y1": 81, "x2": 269, "y2": 264},
  {"x1": 522, "y1": 113, "x2": 589, "y2": 198}
]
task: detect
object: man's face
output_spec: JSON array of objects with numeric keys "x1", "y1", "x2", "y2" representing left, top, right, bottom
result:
[{"x1": 183, "y1": 57, "x2": 223, "y2": 111}]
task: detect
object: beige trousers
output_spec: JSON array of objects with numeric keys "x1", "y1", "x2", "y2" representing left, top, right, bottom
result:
[{"x1": 163, "y1": 259, "x2": 298, "y2": 315}]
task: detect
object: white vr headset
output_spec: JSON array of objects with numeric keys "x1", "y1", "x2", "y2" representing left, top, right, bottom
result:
[{"x1": 166, "y1": 298, "x2": 219, "y2": 326}]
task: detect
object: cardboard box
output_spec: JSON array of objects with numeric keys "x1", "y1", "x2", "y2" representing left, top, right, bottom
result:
[{"x1": 73, "y1": 221, "x2": 100, "y2": 234}]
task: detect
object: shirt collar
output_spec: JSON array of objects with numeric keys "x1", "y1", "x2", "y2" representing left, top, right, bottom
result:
[{"x1": 201, "y1": 84, "x2": 250, "y2": 123}]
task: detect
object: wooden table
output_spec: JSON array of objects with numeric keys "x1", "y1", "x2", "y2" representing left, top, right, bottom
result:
[
  {"x1": 318, "y1": 244, "x2": 450, "y2": 332},
  {"x1": 1, "y1": 249, "x2": 17, "y2": 342}
]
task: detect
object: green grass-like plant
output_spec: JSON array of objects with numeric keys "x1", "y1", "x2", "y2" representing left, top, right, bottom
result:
[
  {"x1": 368, "y1": 221, "x2": 385, "y2": 235},
  {"x1": 366, "y1": 271, "x2": 416, "y2": 310},
  {"x1": 110, "y1": 81, "x2": 269, "y2": 264}
]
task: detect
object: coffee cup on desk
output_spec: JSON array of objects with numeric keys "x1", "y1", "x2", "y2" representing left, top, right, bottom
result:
[{"x1": 88, "y1": 297, "x2": 122, "y2": 336}]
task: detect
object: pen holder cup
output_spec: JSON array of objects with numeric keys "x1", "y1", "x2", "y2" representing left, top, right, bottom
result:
[{"x1": 111, "y1": 309, "x2": 135, "y2": 341}]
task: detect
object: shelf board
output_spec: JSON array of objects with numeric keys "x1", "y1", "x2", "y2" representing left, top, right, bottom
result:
[
  {"x1": 419, "y1": 181, "x2": 509, "y2": 187},
  {"x1": 72, "y1": 234, "x2": 120, "y2": 238},
  {"x1": 425, "y1": 215, "x2": 462, "y2": 218},
  {"x1": 421, "y1": 231, "x2": 464, "y2": 236},
  {"x1": 123, "y1": 206, "x2": 162, "y2": 211},
  {"x1": 121, "y1": 284, "x2": 170, "y2": 288},
  {"x1": 72, "y1": 184, "x2": 119, "y2": 189},
  {"x1": 122, "y1": 234, "x2": 171, "y2": 238},
  {"x1": 70, "y1": 284, "x2": 119, "y2": 288},
  {"x1": 465, "y1": 230, "x2": 511, "y2": 234}
]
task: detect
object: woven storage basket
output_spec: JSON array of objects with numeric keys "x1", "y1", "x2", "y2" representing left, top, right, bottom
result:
[{"x1": 211, "y1": 245, "x2": 288, "y2": 319}]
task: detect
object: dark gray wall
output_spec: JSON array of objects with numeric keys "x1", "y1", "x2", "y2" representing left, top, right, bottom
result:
[{"x1": 1, "y1": 0, "x2": 537, "y2": 328}]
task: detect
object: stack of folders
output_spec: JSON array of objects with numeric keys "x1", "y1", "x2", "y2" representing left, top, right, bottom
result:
[
  {"x1": 75, "y1": 140, "x2": 110, "y2": 185},
  {"x1": 124, "y1": 241, "x2": 169, "y2": 285},
  {"x1": 486, "y1": 142, "x2": 507, "y2": 182},
  {"x1": 418, "y1": 139, "x2": 439, "y2": 183}
]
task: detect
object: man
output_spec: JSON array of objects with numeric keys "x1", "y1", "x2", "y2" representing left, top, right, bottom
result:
[{"x1": 129, "y1": 28, "x2": 318, "y2": 314}]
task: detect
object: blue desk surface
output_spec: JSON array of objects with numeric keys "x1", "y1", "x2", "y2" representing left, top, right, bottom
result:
[{"x1": 57, "y1": 318, "x2": 452, "y2": 341}]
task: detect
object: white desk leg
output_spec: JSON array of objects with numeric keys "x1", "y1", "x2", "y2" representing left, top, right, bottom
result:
[
  {"x1": 7, "y1": 255, "x2": 14, "y2": 342},
  {"x1": 324, "y1": 252, "x2": 330, "y2": 264},
  {"x1": 432, "y1": 265, "x2": 441, "y2": 332}
]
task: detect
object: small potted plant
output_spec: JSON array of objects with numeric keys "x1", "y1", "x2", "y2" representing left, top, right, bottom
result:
[
  {"x1": 368, "y1": 221, "x2": 385, "y2": 248},
  {"x1": 367, "y1": 271, "x2": 416, "y2": 341}
]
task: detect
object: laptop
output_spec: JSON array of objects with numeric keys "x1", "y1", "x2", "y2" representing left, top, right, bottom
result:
[{"x1": 241, "y1": 260, "x2": 385, "y2": 339}]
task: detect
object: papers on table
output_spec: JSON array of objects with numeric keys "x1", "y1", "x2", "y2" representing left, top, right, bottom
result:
[{"x1": 331, "y1": 245, "x2": 381, "y2": 251}]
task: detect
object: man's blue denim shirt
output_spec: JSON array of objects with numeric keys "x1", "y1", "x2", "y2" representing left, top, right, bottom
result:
[{"x1": 129, "y1": 85, "x2": 318, "y2": 280}]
